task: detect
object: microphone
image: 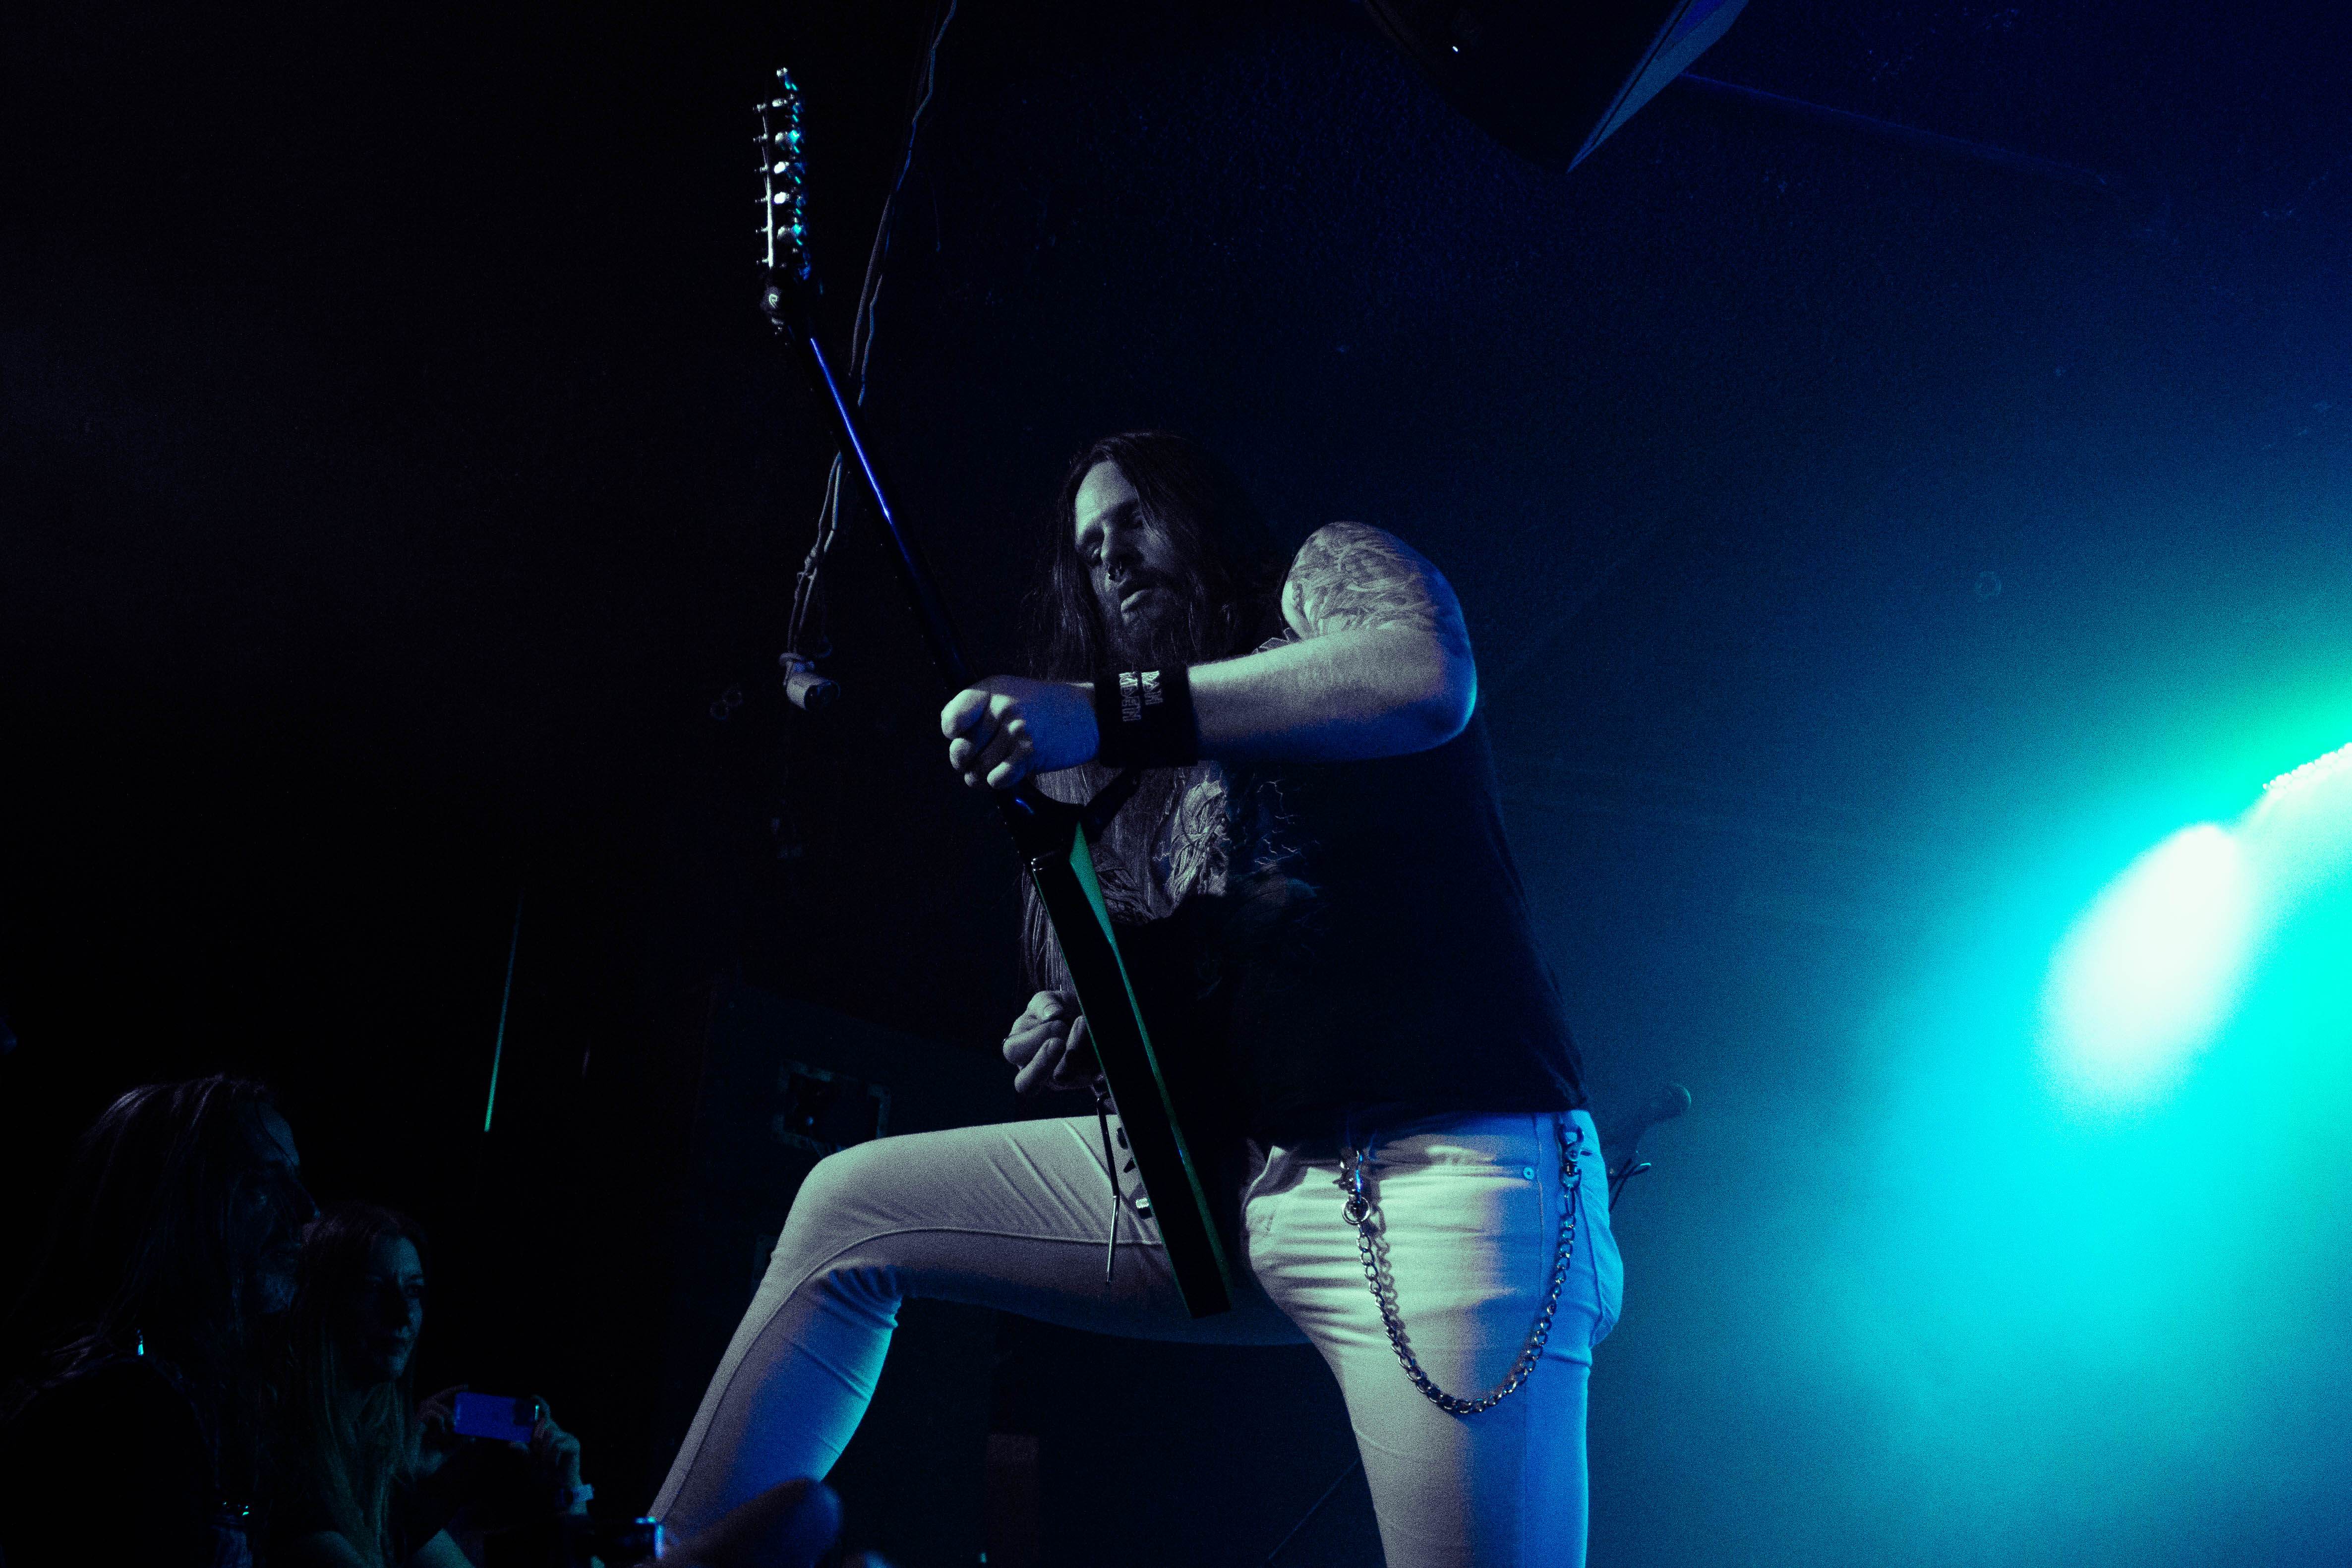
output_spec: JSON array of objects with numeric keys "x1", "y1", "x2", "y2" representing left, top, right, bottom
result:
[
  {"x1": 1596, "y1": 1082, "x2": 1691, "y2": 1208},
  {"x1": 1597, "y1": 1082, "x2": 1689, "y2": 1154},
  {"x1": 1638, "y1": 1081, "x2": 1693, "y2": 1128},
  {"x1": 780, "y1": 651, "x2": 839, "y2": 712}
]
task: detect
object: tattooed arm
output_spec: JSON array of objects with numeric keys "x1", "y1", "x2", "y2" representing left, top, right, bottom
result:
[
  {"x1": 1186, "y1": 522, "x2": 1476, "y2": 760},
  {"x1": 941, "y1": 523, "x2": 1473, "y2": 787}
]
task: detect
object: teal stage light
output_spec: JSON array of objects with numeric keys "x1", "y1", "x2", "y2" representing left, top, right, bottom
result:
[
  {"x1": 1832, "y1": 729, "x2": 2352, "y2": 1562},
  {"x1": 2262, "y1": 738, "x2": 2352, "y2": 797},
  {"x1": 2043, "y1": 822, "x2": 2253, "y2": 1105},
  {"x1": 2043, "y1": 732, "x2": 2352, "y2": 1110}
]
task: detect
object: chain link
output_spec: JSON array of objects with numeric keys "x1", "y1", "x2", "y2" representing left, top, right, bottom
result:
[{"x1": 1336, "y1": 1115, "x2": 1581, "y2": 1416}]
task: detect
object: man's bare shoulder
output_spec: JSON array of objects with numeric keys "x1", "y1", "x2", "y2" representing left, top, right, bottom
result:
[{"x1": 1280, "y1": 522, "x2": 1470, "y2": 657}]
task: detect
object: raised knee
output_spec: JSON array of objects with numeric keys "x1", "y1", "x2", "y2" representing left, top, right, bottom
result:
[
  {"x1": 763, "y1": 1138, "x2": 905, "y2": 1285},
  {"x1": 788, "y1": 1136, "x2": 897, "y2": 1225}
]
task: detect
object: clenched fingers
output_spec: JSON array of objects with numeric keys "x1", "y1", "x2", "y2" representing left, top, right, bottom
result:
[
  {"x1": 1010, "y1": 1028, "x2": 1069, "y2": 1095},
  {"x1": 939, "y1": 686, "x2": 995, "y2": 741},
  {"x1": 1010, "y1": 1016, "x2": 1094, "y2": 1096},
  {"x1": 942, "y1": 689, "x2": 1041, "y2": 789},
  {"x1": 1002, "y1": 1015, "x2": 1061, "y2": 1071}
]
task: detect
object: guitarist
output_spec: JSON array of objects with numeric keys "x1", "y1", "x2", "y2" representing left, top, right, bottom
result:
[{"x1": 654, "y1": 432, "x2": 1622, "y2": 1568}]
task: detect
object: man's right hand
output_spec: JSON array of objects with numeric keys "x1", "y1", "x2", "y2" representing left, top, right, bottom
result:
[{"x1": 1002, "y1": 989, "x2": 1098, "y2": 1096}]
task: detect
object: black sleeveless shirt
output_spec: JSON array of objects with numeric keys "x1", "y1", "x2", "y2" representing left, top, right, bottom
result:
[{"x1": 1113, "y1": 710, "x2": 1586, "y2": 1145}]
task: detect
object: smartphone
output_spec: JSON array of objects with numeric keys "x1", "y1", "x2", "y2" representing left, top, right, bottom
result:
[{"x1": 451, "y1": 1392, "x2": 539, "y2": 1443}]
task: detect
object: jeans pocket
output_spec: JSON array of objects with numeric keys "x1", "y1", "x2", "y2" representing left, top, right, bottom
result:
[{"x1": 1583, "y1": 1188, "x2": 1625, "y2": 1345}]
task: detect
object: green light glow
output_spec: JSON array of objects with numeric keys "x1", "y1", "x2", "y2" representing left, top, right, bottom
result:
[
  {"x1": 2041, "y1": 733, "x2": 2352, "y2": 1113},
  {"x1": 1830, "y1": 729, "x2": 2352, "y2": 1565},
  {"x1": 2263, "y1": 738, "x2": 2352, "y2": 796},
  {"x1": 2043, "y1": 823, "x2": 2252, "y2": 1105}
]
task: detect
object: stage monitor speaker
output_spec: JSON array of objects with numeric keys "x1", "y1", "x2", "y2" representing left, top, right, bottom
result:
[
  {"x1": 652, "y1": 983, "x2": 1016, "y2": 1566},
  {"x1": 1363, "y1": 0, "x2": 1751, "y2": 171}
]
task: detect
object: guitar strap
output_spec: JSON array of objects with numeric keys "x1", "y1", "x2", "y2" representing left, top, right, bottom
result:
[
  {"x1": 1077, "y1": 761, "x2": 1146, "y2": 1284},
  {"x1": 1077, "y1": 765, "x2": 1146, "y2": 845}
]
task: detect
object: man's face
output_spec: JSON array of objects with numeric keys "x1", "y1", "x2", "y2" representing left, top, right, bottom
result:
[
  {"x1": 1074, "y1": 461, "x2": 1186, "y2": 660},
  {"x1": 243, "y1": 1107, "x2": 311, "y2": 1318}
]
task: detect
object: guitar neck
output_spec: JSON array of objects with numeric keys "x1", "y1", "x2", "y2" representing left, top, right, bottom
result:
[{"x1": 764, "y1": 280, "x2": 1233, "y2": 1315}]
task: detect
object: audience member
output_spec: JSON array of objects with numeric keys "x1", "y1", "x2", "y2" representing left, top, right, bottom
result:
[
  {"x1": 0, "y1": 1075, "x2": 313, "y2": 1567},
  {"x1": 272, "y1": 1203, "x2": 589, "y2": 1568},
  {"x1": 0, "y1": 1084, "x2": 894, "y2": 1568}
]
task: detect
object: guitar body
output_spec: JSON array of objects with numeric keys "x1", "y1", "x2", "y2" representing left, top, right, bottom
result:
[{"x1": 755, "y1": 76, "x2": 1235, "y2": 1317}]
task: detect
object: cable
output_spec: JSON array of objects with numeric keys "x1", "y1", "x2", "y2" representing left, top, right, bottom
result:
[
  {"x1": 783, "y1": 455, "x2": 841, "y2": 669},
  {"x1": 482, "y1": 891, "x2": 524, "y2": 1134},
  {"x1": 851, "y1": 0, "x2": 959, "y2": 407},
  {"x1": 782, "y1": 0, "x2": 961, "y2": 705},
  {"x1": 1670, "y1": 73, "x2": 2118, "y2": 195},
  {"x1": 1263, "y1": 1456, "x2": 1362, "y2": 1563}
]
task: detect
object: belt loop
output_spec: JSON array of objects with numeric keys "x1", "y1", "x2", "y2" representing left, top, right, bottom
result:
[{"x1": 1543, "y1": 1111, "x2": 1559, "y2": 1205}]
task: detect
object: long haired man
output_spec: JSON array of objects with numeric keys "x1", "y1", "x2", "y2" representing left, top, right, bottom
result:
[
  {"x1": 657, "y1": 432, "x2": 1622, "y2": 1568},
  {"x1": 0, "y1": 1076, "x2": 312, "y2": 1568}
]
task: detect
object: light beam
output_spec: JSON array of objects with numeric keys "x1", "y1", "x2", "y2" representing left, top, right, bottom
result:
[{"x1": 2043, "y1": 823, "x2": 2252, "y2": 1105}]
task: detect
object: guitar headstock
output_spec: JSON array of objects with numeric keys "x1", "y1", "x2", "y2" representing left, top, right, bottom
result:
[{"x1": 756, "y1": 68, "x2": 811, "y2": 283}]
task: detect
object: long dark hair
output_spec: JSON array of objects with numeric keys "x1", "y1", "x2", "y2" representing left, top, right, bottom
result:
[
  {"x1": 0, "y1": 1075, "x2": 306, "y2": 1523},
  {"x1": 2, "y1": 1076, "x2": 302, "y2": 1399},
  {"x1": 1023, "y1": 431, "x2": 1291, "y2": 681},
  {"x1": 275, "y1": 1204, "x2": 429, "y2": 1568},
  {"x1": 1017, "y1": 434, "x2": 1296, "y2": 993}
]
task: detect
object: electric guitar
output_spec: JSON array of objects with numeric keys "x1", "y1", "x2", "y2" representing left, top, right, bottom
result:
[{"x1": 754, "y1": 71, "x2": 1234, "y2": 1316}]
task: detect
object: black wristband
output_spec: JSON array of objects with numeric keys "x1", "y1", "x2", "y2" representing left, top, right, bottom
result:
[{"x1": 1092, "y1": 665, "x2": 1200, "y2": 768}]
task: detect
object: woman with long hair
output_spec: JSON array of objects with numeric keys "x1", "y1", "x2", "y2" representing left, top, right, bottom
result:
[
  {"x1": 0, "y1": 1075, "x2": 314, "y2": 1567},
  {"x1": 272, "y1": 1203, "x2": 589, "y2": 1568}
]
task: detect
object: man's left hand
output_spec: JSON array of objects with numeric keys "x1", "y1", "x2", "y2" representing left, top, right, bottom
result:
[{"x1": 940, "y1": 677, "x2": 1097, "y2": 789}]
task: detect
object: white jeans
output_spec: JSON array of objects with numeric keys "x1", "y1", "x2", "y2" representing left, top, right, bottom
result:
[{"x1": 654, "y1": 1108, "x2": 1622, "y2": 1568}]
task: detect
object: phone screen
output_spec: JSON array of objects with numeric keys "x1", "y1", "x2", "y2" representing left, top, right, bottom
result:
[{"x1": 450, "y1": 1392, "x2": 537, "y2": 1443}]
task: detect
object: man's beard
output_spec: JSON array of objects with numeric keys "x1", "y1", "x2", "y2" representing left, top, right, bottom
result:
[{"x1": 1107, "y1": 578, "x2": 1219, "y2": 670}]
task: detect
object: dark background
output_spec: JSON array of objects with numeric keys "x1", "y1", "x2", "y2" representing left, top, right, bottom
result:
[{"x1": 5, "y1": 2, "x2": 2350, "y2": 1565}]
